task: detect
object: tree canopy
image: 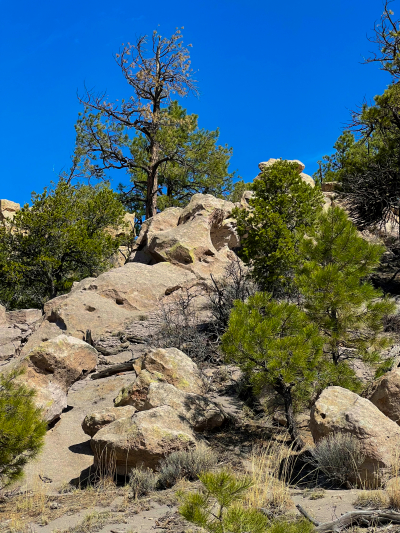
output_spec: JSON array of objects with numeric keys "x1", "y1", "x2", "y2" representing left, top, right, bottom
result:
[
  {"x1": 71, "y1": 29, "x2": 236, "y2": 221},
  {"x1": 116, "y1": 101, "x2": 236, "y2": 222},
  {"x1": 234, "y1": 160, "x2": 323, "y2": 294},
  {"x1": 0, "y1": 181, "x2": 125, "y2": 309},
  {"x1": 222, "y1": 292, "x2": 325, "y2": 446},
  {"x1": 296, "y1": 206, "x2": 395, "y2": 374}
]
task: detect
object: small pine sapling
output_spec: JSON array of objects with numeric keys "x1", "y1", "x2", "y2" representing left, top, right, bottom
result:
[
  {"x1": 179, "y1": 469, "x2": 269, "y2": 533},
  {"x1": 296, "y1": 206, "x2": 396, "y2": 382},
  {"x1": 221, "y1": 292, "x2": 325, "y2": 447}
]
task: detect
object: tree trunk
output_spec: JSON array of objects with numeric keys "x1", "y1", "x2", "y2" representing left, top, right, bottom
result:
[
  {"x1": 276, "y1": 378, "x2": 304, "y2": 450},
  {"x1": 146, "y1": 160, "x2": 158, "y2": 219}
]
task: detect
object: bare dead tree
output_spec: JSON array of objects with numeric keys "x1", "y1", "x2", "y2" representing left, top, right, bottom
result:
[
  {"x1": 74, "y1": 29, "x2": 198, "y2": 219},
  {"x1": 364, "y1": 0, "x2": 400, "y2": 80}
]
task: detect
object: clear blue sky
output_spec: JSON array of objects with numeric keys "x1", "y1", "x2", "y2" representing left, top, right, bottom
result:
[{"x1": 0, "y1": 0, "x2": 392, "y2": 205}]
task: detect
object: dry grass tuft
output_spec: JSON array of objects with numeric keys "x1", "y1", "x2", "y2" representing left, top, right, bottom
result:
[
  {"x1": 353, "y1": 490, "x2": 388, "y2": 509},
  {"x1": 243, "y1": 441, "x2": 294, "y2": 515}
]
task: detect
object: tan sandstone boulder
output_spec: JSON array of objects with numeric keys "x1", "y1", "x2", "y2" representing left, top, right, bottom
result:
[
  {"x1": 6, "y1": 308, "x2": 42, "y2": 326},
  {"x1": 82, "y1": 406, "x2": 137, "y2": 437},
  {"x1": 369, "y1": 368, "x2": 400, "y2": 424},
  {"x1": 91, "y1": 405, "x2": 197, "y2": 473},
  {"x1": 29, "y1": 335, "x2": 98, "y2": 391},
  {"x1": 310, "y1": 386, "x2": 400, "y2": 485},
  {"x1": 114, "y1": 347, "x2": 204, "y2": 407},
  {"x1": 130, "y1": 194, "x2": 240, "y2": 279},
  {"x1": 143, "y1": 347, "x2": 204, "y2": 393},
  {"x1": 22, "y1": 260, "x2": 198, "y2": 354},
  {"x1": 0, "y1": 199, "x2": 20, "y2": 222},
  {"x1": 143, "y1": 382, "x2": 226, "y2": 431},
  {"x1": 0, "y1": 326, "x2": 23, "y2": 361}
]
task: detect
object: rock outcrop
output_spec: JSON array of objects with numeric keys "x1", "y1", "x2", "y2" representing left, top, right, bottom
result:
[
  {"x1": 114, "y1": 347, "x2": 204, "y2": 407},
  {"x1": 310, "y1": 386, "x2": 400, "y2": 485},
  {"x1": 0, "y1": 308, "x2": 42, "y2": 361},
  {"x1": 0, "y1": 199, "x2": 20, "y2": 222},
  {"x1": 143, "y1": 382, "x2": 226, "y2": 431},
  {"x1": 91, "y1": 405, "x2": 197, "y2": 474},
  {"x1": 1, "y1": 335, "x2": 99, "y2": 423},
  {"x1": 255, "y1": 158, "x2": 315, "y2": 188},
  {"x1": 368, "y1": 368, "x2": 400, "y2": 425},
  {"x1": 130, "y1": 194, "x2": 240, "y2": 278},
  {"x1": 21, "y1": 263, "x2": 197, "y2": 355},
  {"x1": 82, "y1": 405, "x2": 137, "y2": 437}
]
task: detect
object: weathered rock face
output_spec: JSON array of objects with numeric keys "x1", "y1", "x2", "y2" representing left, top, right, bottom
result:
[
  {"x1": 369, "y1": 368, "x2": 400, "y2": 425},
  {"x1": 143, "y1": 382, "x2": 226, "y2": 431},
  {"x1": 0, "y1": 308, "x2": 43, "y2": 362},
  {"x1": 310, "y1": 386, "x2": 400, "y2": 485},
  {"x1": 91, "y1": 405, "x2": 197, "y2": 473},
  {"x1": 130, "y1": 194, "x2": 240, "y2": 279},
  {"x1": 0, "y1": 335, "x2": 99, "y2": 423},
  {"x1": 0, "y1": 199, "x2": 20, "y2": 222},
  {"x1": 29, "y1": 335, "x2": 98, "y2": 391},
  {"x1": 22, "y1": 262, "x2": 197, "y2": 355},
  {"x1": 144, "y1": 347, "x2": 204, "y2": 393},
  {"x1": 114, "y1": 347, "x2": 204, "y2": 407},
  {"x1": 0, "y1": 305, "x2": 6, "y2": 326},
  {"x1": 82, "y1": 406, "x2": 137, "y2": 437},
  {"x1": 87, "y1": 262, "x2": 196, "y2": 311}
]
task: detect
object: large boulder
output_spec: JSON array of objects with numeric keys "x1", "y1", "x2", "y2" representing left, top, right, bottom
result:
[
  {"x1": 91, "y1": 405, "x2": 197, "y2": 473},
  {"x1": 310, "y1": 386, "x2": 400, "y2": 485},
  {"x1": 114, "y1": 347, "x2": 204, "y2": 407},
  {"x1": 6, "y1": 308, "x2": 42, "y2": 326},
  {"x1": 143, "y1": 382, "x2": 226, "y2": 431},
  {"x1": 1, "y1": 335, "x2": 99, "y2": 423},
  {"x1": 82, "y1": 406, "x2": 137, "y2": 437},
  {"x1": 144, "y1": 347, "x2": 204, "y2": 393},
  {"x1": 369, "y1": 368, "x2": 400, "y2": 424},
  {"x1": 29, "y1": 334, "x2": 98, "y2": 391},
  {"x1": 130, "y1": 194, "x2": 240, "y2": 279},
  {"x1": 114, "y1": 369, "x2": 165, "y2": 408}
]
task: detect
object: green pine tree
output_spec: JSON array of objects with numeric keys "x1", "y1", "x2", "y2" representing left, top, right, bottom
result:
[
  {"x1": 296, "y1": 206, "x2": 395, "y2": 376},
  {"x1": 233, "y1": 160, "x2": 323, "y2": 295},
  {"x1": 179, "y1": 470, "x2": 269, "y2": 533},
  {"x1": 0, "y1": 180, "x2": 126, "y2": 309},
  {"x1": 221, "y1": 292, "x2": 325, "y2": 447},
  {"x1": 179, "y1": 469, "x2": 313, "y2": 533},
  {"x1": 0, "y1": 368, "x2": 47, "y2": 489}
]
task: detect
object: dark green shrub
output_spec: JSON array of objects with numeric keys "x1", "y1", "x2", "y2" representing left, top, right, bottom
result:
[{"x1": 0, "y1": 368, "x2": 47, "y2": 489}]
